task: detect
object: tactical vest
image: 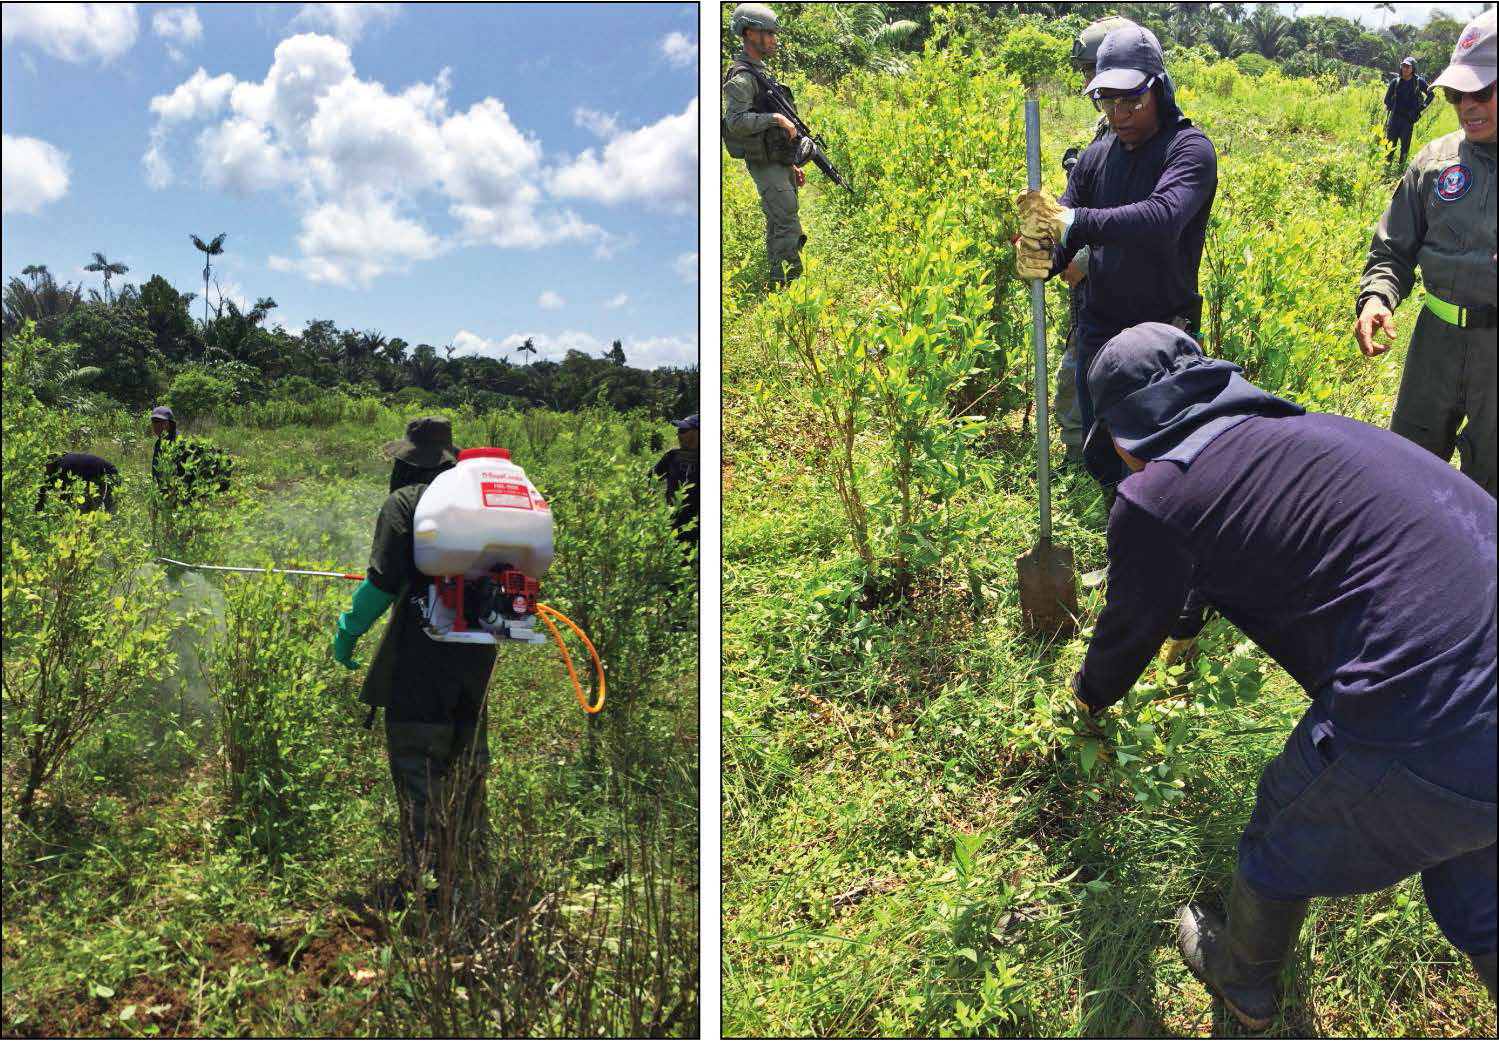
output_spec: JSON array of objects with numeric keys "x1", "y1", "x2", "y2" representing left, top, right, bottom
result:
[{"x1": 722, "y1": 60, "x2": 800, "y2": 165}]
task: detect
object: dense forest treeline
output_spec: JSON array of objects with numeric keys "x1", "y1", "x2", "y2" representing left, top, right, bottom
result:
[
  {"x1": 723, "y1": 2, "x2": 1473, "y2": 88},
  {"x1": 3, "y1": 263, "x2": 698, "y2": 422}
]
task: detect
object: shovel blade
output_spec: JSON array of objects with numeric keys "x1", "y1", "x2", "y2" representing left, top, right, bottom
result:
[{"x1": 1016, "y1": 539, "x2": 1079, "y2": 638}]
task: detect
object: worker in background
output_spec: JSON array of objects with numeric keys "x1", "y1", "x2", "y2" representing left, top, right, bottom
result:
[
  {"x1": 1356, "y1": 7, "x2": 1497, "y2": 497},
  {"x1": 1070, "y1": 323, "x2": 1496, "y2": 1028},
  {"x1": 653, "y1": 413, "x2": 700, "y2": 552},
  {"x1": 37, "y1": 452, "x2": 119, "y2": 513},
  {"x1": 332, "y1": 417, "x2": 495, "y2": 916},
  {"x1": 1384, "y1": 55, "x2": 1436, "y2": 169}
]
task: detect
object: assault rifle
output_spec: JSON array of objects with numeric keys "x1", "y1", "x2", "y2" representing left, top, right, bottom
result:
[
  {"x1": 745, "y1": 68, "x2": 852, "y2": 193},
  {"x1": 767, "y1": 86, "x2": 851, "y2": 193}
]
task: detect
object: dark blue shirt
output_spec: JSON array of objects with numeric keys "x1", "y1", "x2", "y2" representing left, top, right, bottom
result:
[
  {"x1": 1385, "y1": 75, "x2": 1433, "y2": 121},
  {"x1": 1058, "y1": 119, "x2": 1218, "y2": 333},
  {"x1": 1079, "y1": 412, "x2": 1497, "y2": 748}
]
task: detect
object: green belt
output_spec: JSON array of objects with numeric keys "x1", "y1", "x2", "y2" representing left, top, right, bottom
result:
[{"x1": 1424, "y1": 292, "x2": 1496, "y2": 328}]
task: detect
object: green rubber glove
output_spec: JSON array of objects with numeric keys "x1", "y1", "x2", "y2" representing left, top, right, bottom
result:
[{"x1": 333, "y1": 578, "x2": 395, "y2": 670}]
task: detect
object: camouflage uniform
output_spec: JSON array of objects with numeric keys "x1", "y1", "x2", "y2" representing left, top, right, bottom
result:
[
  {"x1": 1359, "y1": 130, "x2": 1497, "y2": 497},
  {"x1": 723, "y1": 49, "x2": 805, "y2": 285}
]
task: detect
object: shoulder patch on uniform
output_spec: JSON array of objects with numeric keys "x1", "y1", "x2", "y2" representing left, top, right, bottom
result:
[{"x1": 1434, "y1": 163, "x2": 1472, "y2": 203}]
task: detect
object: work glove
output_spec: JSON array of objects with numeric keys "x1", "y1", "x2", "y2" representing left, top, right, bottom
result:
[
  {"x1": 1015, "y1": 235, "x2": 1054, "y2": 281},
  {"x1": 1070, "y1": 671, "x2": 1107, "y2": 738},
  {"x1": 332, "y1": 577, "x2": 396, "y2": 671},
  {"x1": 1016, "y1": 190, "x2": 1075, "y2": 246}
]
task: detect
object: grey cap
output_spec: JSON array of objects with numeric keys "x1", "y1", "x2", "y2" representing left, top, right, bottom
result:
[
  {"x1": 730, "y1": 3, "x2": 777, "y2": 36},
  {"x1": 1084, "y1": 24, "x2": 1166, "y2": 94},
  {"x1": 1070, "y1": 16, "x2": 1138, "y2": 70},
  {"x1": 382, "y1": 416, "x2": 458, "y2": 467},
  {"x1": 150, "y1": 405, "x2": 174, "y2": 421},
  {"x1": 670, "y1": 414, "x2": 699, "y2": 431},
  {"x1": 1400, "y1": 56, "x2": 1417, "y2": 69},
  {"x1": 1431, "y1": 7, "x2": 1496, "y2": 93}
]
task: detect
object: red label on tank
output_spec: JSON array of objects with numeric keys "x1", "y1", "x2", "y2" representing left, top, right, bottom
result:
[
  {"x1": 532, "y1": 494, "x2": 549, "y2": 512},
  {"x1": 480, "y1": 481, "x2": 532, "y2": 509}
]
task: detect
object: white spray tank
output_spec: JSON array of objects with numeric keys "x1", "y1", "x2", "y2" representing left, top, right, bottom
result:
[{"x1": 412, "y1": 447, "x2": 553, "y2": 644}]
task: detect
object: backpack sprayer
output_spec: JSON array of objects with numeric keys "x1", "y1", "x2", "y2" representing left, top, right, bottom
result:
[{"x1": 159, "y1": 447, "x2": 605, "y2": 714}]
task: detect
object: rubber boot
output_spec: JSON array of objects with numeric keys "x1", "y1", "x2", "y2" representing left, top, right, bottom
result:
[
  {"x1": 1177, "y1": 872, "x2": 1309, "y2": 1031},
  {"x1": 1470, "y1": 951, "x2": 1496, "y2": 1002}
]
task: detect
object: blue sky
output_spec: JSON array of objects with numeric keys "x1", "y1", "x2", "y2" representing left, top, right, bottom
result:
[{"x1": 2, "y1": 2, "x2": 699, "y2": 369}]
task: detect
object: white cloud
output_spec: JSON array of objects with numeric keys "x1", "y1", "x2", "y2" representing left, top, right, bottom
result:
[
  {"x1": 660, "y1": 30, "x2": 694, "y2": 68},
  {"x1": 288, "y1": 2, "x2": 398, "y2": 43},
  {"x1": 1, "y1": 3, "x2": 139, "y2": 63},
  {"x1": 197, "y1": 117, "x2": 290, "y2": 195},
  {"x1": 573, "y1": 107, "x2": 619, "y2": 139},
  {"x1": 550, "y1": 98, "x2": 697, "y2": 211},
  {"x1": 538, "y1": 290, "x2": 564, "y2": 310},
  {"x1": 149, "y1": 67, "x2": 236, "y2": 123},
  {"x1": 604, "y1": 292, "x2": 628, "y2": 309},
  {"x1": 268, "y1": 191, "x2": 442, "y2": 289},
  {"x1": 152, "y1": 7, "x2": 201, "y2": 61},
  {"x1": 455, "y1": 329, "x2": 696, "y2": 370},
  {"x1": 673, "y1": 251, "x2": 698, "y2": 283},
  {"x1": 145, "y1": 30, "x2": 612, "y2": 285},
  {"x1": 625, "y1": 335, "x2": 697, "y2": 369},
  {"x1": 2, "y1": 133, "x2": 71, "y2": 214}
]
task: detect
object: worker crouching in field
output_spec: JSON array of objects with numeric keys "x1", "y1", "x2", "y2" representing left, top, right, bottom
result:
[
  {"x1": 1356, "y1": 7, "x2": 1497, "y2": 498},
  {"x1": 332, "y1": 417, "x2": 495, "y2": 913},
  {"x1": 36, "y1": 452, "x2": 119, "y2": 513},
  {"x1": 1068, "y1": 323, "x2": 1497, "y2": 1028}
]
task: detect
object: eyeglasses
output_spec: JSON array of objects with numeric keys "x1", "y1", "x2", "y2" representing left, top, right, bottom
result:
[
  {"x1": 1090, "y1": 78, "x2": 1154, "y2": 115},
  {"x1": 1443, "y1": 83, "x2": 1496, "y2": 105}
]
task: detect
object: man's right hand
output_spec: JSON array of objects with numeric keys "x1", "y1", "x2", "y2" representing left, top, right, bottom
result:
[
  {"x1": 1062, "y1": 257, "x2": 1087, "y2": 289},
  {"x1": 1015, "y1": 235, "x2": 1053, "y2": 281},
  {"x1": 773, "y1": 113, "x2": 796, "y2": 139},
  {"x1": 1355, "y1": 296, "x2": 1397, "y2": 357}
]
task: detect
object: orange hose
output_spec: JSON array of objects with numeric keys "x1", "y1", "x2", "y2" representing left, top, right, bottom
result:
[{"x1": 536, "y1": 603, "x2": 605, "y2": 714}]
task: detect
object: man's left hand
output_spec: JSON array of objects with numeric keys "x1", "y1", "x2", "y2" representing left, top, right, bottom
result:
[
  {"x1": 793, "y1": 166, "x2": 805, "y2": 188},
  {"x1": 1016, "y1": 190, "x2": 1074, "y2": 245}
]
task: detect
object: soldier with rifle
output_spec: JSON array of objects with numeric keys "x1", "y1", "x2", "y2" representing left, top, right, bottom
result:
[{"x1": 722, "y1": 3, "x2": 850, "y2": 288}]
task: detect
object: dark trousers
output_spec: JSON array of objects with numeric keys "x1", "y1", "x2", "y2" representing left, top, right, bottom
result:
[
  {"x1": 1237, "y1": 710, "x2": 1497, "y2": 956},
  {"x1": 1385, "y1": 112, "x2": 1416, "y2": 166},
  {"x1": 385, "y1": 716, "x2": 490, "y2": 884}
]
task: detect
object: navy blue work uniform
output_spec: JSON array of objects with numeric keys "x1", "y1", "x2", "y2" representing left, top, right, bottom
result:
[
  {"x1": 1080, "y1": 405, "x2": 1497, "y2": 956},
  {"x1": 1384, "y1": 72, "x2": 1434, "y2": 167},
  {"x1": 1056, "y1": 81, "x2": 1217, "y2": 435}
]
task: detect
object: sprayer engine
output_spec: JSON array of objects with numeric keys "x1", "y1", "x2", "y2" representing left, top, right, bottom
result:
[{"x1": 420, "y1": 566, "x2": 546, "y2": 644}]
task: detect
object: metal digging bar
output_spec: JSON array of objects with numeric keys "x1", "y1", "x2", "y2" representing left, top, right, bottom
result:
[{"x1": 1014, "y1": 94, "x2": 1079, "y2": 639}]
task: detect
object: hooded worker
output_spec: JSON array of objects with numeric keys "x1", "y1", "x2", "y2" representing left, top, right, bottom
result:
[
  {"x1": 332, "y1": 416, "x2": 495, "y2": 912},
  {"x1": 1072, "y1": 323, "x2": 1496, "y2": 1028},
  {"x1": 1357, "y1": 7, "x2": 1497, "y2": 498},
  {"x1": 1014, "y1": 25, "x2": 1218, "y2": 448}
]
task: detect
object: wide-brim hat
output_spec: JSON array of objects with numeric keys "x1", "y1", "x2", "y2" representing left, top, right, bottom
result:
[
  {"x1": 1083, "y1": 24, "x2": 1166, "y2": 94},
  {"x1": 382, "y1": 416, "x2": 458, "y2": 467},
  {"x1": 1431, "y1": 8, "x2": 1497, "y2": 93}
]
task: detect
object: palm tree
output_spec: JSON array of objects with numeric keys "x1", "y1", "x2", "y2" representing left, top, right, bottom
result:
[
  {"x1": 21, "y1": 264, "x2": 49, "y2": 291},
  {"x1": 514, "y1": 336, "x2": 538, "y2": 364},
  {"x1": 83, "y1": 252, "x2": 128, "y2": 304},
  {"x1": 189, "y1": 233, "x2": 227, "y2": 326},
  {"x1": 1244, "y1": 7, "x2": 1291, "y2": 59},
  {"x1": 3, "y1": 274, "x2": 84, "y2": 340}
]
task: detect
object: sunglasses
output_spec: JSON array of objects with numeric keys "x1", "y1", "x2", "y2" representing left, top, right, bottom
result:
[
  {"x1": 1443, "y1": 83, "x2": 1496, "y2": 105},
  {"x1": 1090, "y1": 78, "x2": 1155, "y2": 115}
]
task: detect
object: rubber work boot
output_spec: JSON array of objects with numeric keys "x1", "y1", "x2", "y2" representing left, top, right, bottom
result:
[
  {"x1": 1470, "y1": 950, "x2": 1496, "y2": 1002},
  {"x1": 1177, "y1": 872, "x2": 1309, "y2": 1031}
]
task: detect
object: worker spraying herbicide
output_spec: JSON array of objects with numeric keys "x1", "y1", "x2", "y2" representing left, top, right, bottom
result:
[
  {"x1": 1067, "y1": 324, "x2": 1496, "y2": 1029},
  {"x1": 326, "y1": 416, "x2": 599, "y2": 914}
]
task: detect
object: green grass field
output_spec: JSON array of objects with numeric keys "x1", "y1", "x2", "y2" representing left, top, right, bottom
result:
[{"x1": 720, "y1": 31, "x2": 1492, "y2": 1041}]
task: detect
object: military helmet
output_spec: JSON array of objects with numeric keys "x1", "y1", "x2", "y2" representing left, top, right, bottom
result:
[
  {"x1": 731, "y1": 3, "x2": 778, "y2": 37},
  {"x1": 1070, "y1": 15, "x2": 1138, "y2": 70}
]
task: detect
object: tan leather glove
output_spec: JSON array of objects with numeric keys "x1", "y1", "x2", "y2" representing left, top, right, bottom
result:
[
  {"x1": 1015, "y1": 235, "x2": 1054, "y2": 281},
  {"x1": 1016, "y1": 190, "x2": 1069, "y2": 240}
]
